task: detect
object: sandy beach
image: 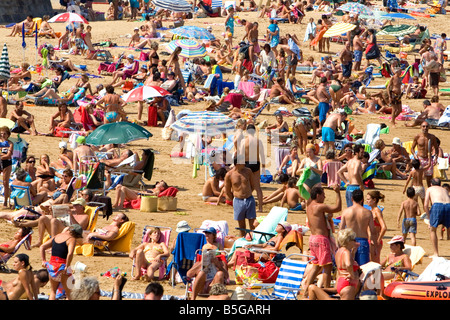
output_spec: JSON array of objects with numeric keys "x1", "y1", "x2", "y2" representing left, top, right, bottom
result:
[{"x1": 0, "y1": 0, "x2": 450, "y2": 301}]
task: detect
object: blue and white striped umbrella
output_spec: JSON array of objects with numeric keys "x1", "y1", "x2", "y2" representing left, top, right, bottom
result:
[
  {"x1": 170, "y1": 111, "x2": 235, "y2": 136},
  {"x1": 166, "y1": 39, "x2": 206, "y2": 58},
  {"x1": 170, "y1": 26, "x2": 216, "y2": 40},
  {"x1": 152, "y1": 0, "x2": 192, "y2": 12},
  {"x1": 0, "y1": 44, "x2": 10, "y2": 81}
]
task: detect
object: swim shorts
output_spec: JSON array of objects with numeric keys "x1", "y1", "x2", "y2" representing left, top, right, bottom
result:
[
  {"x1": 341, "y1": 62, "x2": 352, "y2": 78},
  {"x1": 402, "y1": 217, "x2": 417, "y2": 234},
  {"x1": 354, "y1": 237, "x2": 370, "y2": 266},
  {"x1": 353, "y1": 50, "x2": 362, "y2": 62},
  {"x1": 412, "y1": 185, "x2": 425, "y2": 200},
  {"x1": 244, "y1": 161, "x2": 261, "y2": 173},
  {"x1": 233, "y1": 195, "x2": 256, "y2": 221},
  {"x1": 429, "y1": 202, "x2": 450, "y2": 229},
  {"x1": 317, "y1": 102, "x2": 330, "y2": 123},
  {"x1": 345, "y1": 184, "x2": 360, "y2": 208},
  {"x1": 418, "y1": 156, "x2": 434, "y2": 177},
  {"x1": 309, "y1": 234, "x2": 333, "y2": 266},
  {"x1": 322, "y1": 126, "x2": 335, "y2": 142}
]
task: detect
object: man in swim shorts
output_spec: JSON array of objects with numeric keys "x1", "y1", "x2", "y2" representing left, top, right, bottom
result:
[{"x1": 321, "y1": 111, "x2": 347, "y2": 152}]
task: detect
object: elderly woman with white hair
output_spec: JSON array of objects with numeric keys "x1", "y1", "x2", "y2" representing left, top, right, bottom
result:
[{"x1": 71, "y1": 275, "x2": 125, "y2": 300}]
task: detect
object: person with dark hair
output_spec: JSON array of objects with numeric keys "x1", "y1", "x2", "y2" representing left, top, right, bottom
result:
[
  {"x1": 411, "y1": 121, "x2": 439, "y2": 187},
  {"x1": 424, "y1": 178, "x2": 450, "y2": 257},
  {"x1": 398, "y1": 187, "x2": 421, "y2": 246},
  {"x1": 0, "y1": 253, "x2": 36, "y2": 300},
  {"x1": 0, "y1": 227, "x2": 32, "y2": 258},
  {"x1": 95, "y1": 85, "x2": 127, "y2": 124},
  {"x1": 202, "y1": 167, "x2": 227, "y2": 203},
  {"x1": 302, "y1": 184, "x2": 341, "y2": 298},
  {"x1": 7, "y1": 15, "x2": 34, "y2": 37},
  {"x1": 262, "y1": 173, "x2": 290, "y2": 205},
  {"x1": 144, "y1": 282, "x2": 164, "y2": 300},
  {"x1": 380, "y1": 236, "x2": 412, "y2": 281},
  {"x1": 337, "y1": 144, "x2": 365, "y2": 208},
  {"x1": 339, "y1": 189, "x2": 376, "y2": 266}
]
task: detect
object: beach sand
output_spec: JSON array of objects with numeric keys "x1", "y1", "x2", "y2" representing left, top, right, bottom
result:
[{"x1": 0, "y1": 0, "x2": 450, "y2": 300}]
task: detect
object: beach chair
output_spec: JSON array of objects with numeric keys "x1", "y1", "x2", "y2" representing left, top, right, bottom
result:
[
  {"x1": 93, "y1": 221, "x2": 136, "y2": 256},
  {"x1": 10, "y1": 185, "x2": 33, "y2": 209},
  {"x1": 130, "y1": 225, "x2": 172, "y2": 280},
  {"x1": 166, "y1": 232, "x2": 207, "y2": 288},
  {"x1": 251, "y1": 253, "x2": 314, "y2": 300},
  {"x1": 0, "y1": 230, "x2": 33, "y2": 273},
  {"x1": 195, "y1": 220, "x2": 229, "y2": 249},
  {"x1": 355, "y1": 123, "x2": 381, "y2": 149}
]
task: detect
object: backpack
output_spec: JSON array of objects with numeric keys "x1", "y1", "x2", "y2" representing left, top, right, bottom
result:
[{"x1": 239, "y1": 44, "x2": 250, "y2": 60}]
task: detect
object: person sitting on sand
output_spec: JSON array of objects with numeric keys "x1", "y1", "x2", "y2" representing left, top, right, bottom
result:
[
  {"x1": 48, "y1": 103, "x2": 75, "y2": 135},
  {"x1": 7, "y1": 63, "x2": 31, "y2": 89},
  {"x1": 39, "y1": 15, "x2": 58, "y2": 38},
  {"x1": 113, "y1": 180, "x2": 168, "y2": 209},
  {"x1": 202, "y1": 167, "x2": 227, "y2": 204},
  {"x1": 281, "y1": 177, "x2": 306, "y2": 211},
  {"x1": 129, "y1": 227, "x2": 169, "y2": 281},
  {"x1": 0, "y1": 254, "x2": 37, "y2": 300},
  {"x1": 9, "y1": 101, "x2": 39, "y2": 136}
]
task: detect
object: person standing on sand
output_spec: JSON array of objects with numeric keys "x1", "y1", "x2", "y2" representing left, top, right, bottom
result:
[
  {"x1": 337, "y1": 144, "x2": 365, "y2": 208},
  {"x1": 302, "y1": 184, "x2": 342, "y2": 298},
  {"x1": 424, "y1": 178, "x2": 450, "y2": 257},
  {"x1": 224, "y1": 157, "x2": 257, "y2": 237},
  {"x1": 411, "y1": 121, "x2": 439, "y2": 187},
  {"x1": 387, "y1": 68, "x2": 403, "y2": 127}
]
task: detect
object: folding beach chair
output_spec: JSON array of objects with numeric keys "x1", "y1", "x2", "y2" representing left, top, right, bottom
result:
[
  {"x1": 355, "y1": 123, "x2": 381, "y2": 149},
  {"x1": 251, "y1": 253, "x2": 314, "y2": 300},
  {"x1": 0, "y1": 230, "x2": 33, "y2": 273},
  {"x1": 10, "y1": 185, "x2": 33, "y2": 209}
]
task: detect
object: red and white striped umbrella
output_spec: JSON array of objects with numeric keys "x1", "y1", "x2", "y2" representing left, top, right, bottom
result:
[
  {"x1": 48, "y1": 12, "x2": 89, "y2": 24},
  {"x1": 122, "y1": 85, "x2": 171, "y2": 102}
]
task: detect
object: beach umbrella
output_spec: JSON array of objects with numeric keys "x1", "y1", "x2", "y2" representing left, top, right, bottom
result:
[
  {"x1": 166, "y1": 39, "x2": 206, "y2": 59},
  {"x1": 0, "y1": 118, "x2": 15, "y2": 129},
  {"x1": 48, "y1": 12, "x2": 89, "y2": 24},
  {"x1": 122, "y1": 85, "x2": 171, "y2": 103},
  {"x1": 85, "y1": 122, "x2": 152, "y2": 146},
  {"x1": 377, "y1": 24, "x2": 417, "y2": 37},
  {"x1": 152, "y1": 0, "x2": 192, "y2": 12},
  {"x1": 383, "y1": 12, "x2": 416, "y2": 20},
  {"x1": 169, "y1": 26, "x2": 216, "y2": 40},
  {"x1": 323, "y1": 22, "x2": 357, "y2": 38},
  {"x1": 0, "y1": 44, "x2": 10, "y2": 81},
  {"x1": 170, "y1": 111, "x2": 235, "y2": 136},
  {"x1": 337, "y1": 2, "x2": 374, "y2": 16}
]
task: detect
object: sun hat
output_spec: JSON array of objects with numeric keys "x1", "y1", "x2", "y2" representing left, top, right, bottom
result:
[
  {"x1": 204, "y1": 227, "x2": 217, "y2": 235},
  {"x1": 392, "y1": 137, "x2": 401, "y2": 145},
  {"x1": 127, "y1": 54, "x2": 134, "y2": 59},
  {"x1": 278, "y1": 221, "x2": 292, "y2": 233},
  {"x1": 388, "y1": 235, "x2": 404, "y2": 244},
  {"x1": 59, "y1": 141, "x2": 68, "y2": 149},
  {"x1": 71, "y1": 198, "x2": 87, "y2": 207},
  {"x1": 176, "y1": 220, "x2": 191, "y2": 233}
]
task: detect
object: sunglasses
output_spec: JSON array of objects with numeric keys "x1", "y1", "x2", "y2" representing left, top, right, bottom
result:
[{"x1": 28, "y1": 160, "x2": 35, "y2": 163}]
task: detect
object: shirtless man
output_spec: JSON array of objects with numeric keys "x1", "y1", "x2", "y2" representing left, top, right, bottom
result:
[
  {"x1": 7, "y1": 15, "x2": 34, "y2": 37},
  {"x1": 411, "y1": 121, "x2": 439, "y2": 187},
  {"x1": 405, "y1": 98, "x2": 444, "y2": 128},
  {"x1": 387, "y1": 68, "x2": 403, "y2": 127},
  {"x1": 9, "y1": 101, "x2": 38, "y2": 135},
  {"x1": 352, "y1": 29, "x2": 364, "y2": 72},
  {"x1": 73, "y1": 135, "x2": 97, "y2": 174},
  {"x1": 321, "y1": 111, "x2": 347, "y2": 152},
  {"x1": 244, "y1": 22, "x2": 259, "y2": 63},
  {"x1": 269, "y1": 77, "x2": 297, "y2": 105},
  {"x1": 302, "y1": 185, "x2": 342, "y2": 297},
  {"x1": 316, "y1": 77, "x2": 331, "y2": 127},
  {"x1": 424, "y1": 178, "x2": 450, "y2": 257},
  {"x1": 83, "y1": 212, "x2": 129, "y2": 243},
  {"x1": 337, "y1": 144, "x2": 365, "y2": 208},
  {"x1": 339, "y1": 41, "x2": 353, "y2": 80},
  {"x1": 202, "y1": 167, "x2": 227, "y2": 203},
  {"x1": 0, "y1": 90, "x2": 7, "y2": 118},
  {"x1": 224, "y1": 157, "x2": 257, "y2": 236},
  {"x1": 339, "y1": 189, "x2": 377, "y2": 266},
  {"x1": 238, "y1": 124, "x2": 266, "y2": 212}
]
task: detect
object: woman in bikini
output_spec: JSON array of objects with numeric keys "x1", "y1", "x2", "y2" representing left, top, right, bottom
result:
[
  {"x1": 0, "y1": 253, "x2": 37, "y2": 300},
  {"x1": 366, "y1": 191, "x2": 387, "y2": 263},
  {"x1": 95, "y1": 85, "x2": 127, "y2": 123},
  {"x1": 295, "y1": 143, "x2": 323, "y2": 195},
  {"x1": 0, "y1": 227, "x2": 32, "y2": 259},
  {"x1": 380, "y1": 236, "x2": 412, "y2": 282},
  {"x1": 0, "y1": 126, "x2": 13, "y2": 208},
  {"x1": 129, "y1": 227, "x2": 169, "y2": 281},
  {"x1": 35, "y1": 154, "x2": 58, "y2": 194},
  {"x1": 277, "y1": 145, "x2": 300, "y2": 177},
  {"x1": 167, "y1": 46, "x2": 186, "y2": 93},
  {"x1": 49, "y1": 103, "x2": 74, "y2": 135}
]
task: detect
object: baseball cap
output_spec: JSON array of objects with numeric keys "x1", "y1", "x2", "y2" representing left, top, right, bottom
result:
[
  {"x1": 388, "y1": 235, "x2": 404, "y2": 244},
  {"x1": 392, "y1": 137, "x2": 401, "y2": 145},
  {"x1": 71, "y1": 198, "x2": 87, "y2": 207},
  {"x1": 127, "y1": 54, "x2": 134, "y2": 59},
  {"x1": 278, "y1": 221, "x2": 292, "y2": 233},
  {"x1": 176, "y1": 220, "x2": 191, "y2": 233},
  {"x1": 203, "y1": 227, "x2": 217, "y2": 235}
]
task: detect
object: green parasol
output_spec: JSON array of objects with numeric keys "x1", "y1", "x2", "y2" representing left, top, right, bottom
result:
[
  {"x1": 85, "y1": 121, "x2": 152, "y2": 146},
  {"x1": 377, "y1": 24, "x2": 417, "y2": 37}
]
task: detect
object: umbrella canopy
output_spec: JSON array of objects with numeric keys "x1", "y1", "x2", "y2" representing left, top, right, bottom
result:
[
  {"x1": 323, "y1": 22, "x2": 356, "y2": 38},
  {"x1": 337, "y1": 2, "x2": 373, "y2": 16},
  {"x1": 383, "y1": 12, "x2": 416, "y2": 20},
  {"x1": 0, "y1": 118, "x2": 15, "y2": 129},
  {"x1": 170, "y1": 111, "x2": 235, "y2": 136},
  {"x1": 166, "y1": 39, "x2": 206, "y2": 58},
  {"x1": 48, "y1": 12, "x2": 89, "y2": 24},
  {"x1": 152, "y1": 0, "x2": 192, "y2": 12},
  {"x1": 169, "y1": 26, "x2": 216, "y2": 40},
  {"x1": 377, "y1": 24, "x2": 417, "y2": 37},
  {"x1": 0, "y1": 44, "x2": 10, "y2": 81},
  {"x1": 122, "y1": 85, "x2": 171, "y2": 103},
  {"x1": 85, "y1": 122, "x2": 152, "y2": 146}
]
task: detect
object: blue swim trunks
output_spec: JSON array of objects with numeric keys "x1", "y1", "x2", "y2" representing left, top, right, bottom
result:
[
  {"x1": 355, "y1": 237, "x2": 370, "y2": 266},
  {"x1": 354, "y1": 50, "x2": 363, "y2": 62},
  {"x1": 233, "y1": 195, "x2": 256, "y2": 221},
  {"x1": 318, "y1": 102, "x2": 330, "y2": 123},
  {"x1": 345, "y1": 184, "x2": 360, "y2": 208},
  {"x1": 322, "y1": 126, "x2": 335, "y2": 142},
  {"x1": 402, "y1": 217, "x2": 417, "y2": 234},
  {"x1": 430, "y1": 203, "x2": 450, "y2": 228},
  {"x1": 290, "y1": 203, "x2": 304, "y2": 211}
]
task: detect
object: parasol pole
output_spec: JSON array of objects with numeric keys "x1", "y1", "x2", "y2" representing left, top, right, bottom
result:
[
  {"x1": 22, "y1": 23, "x2": 27, "y2": 64},
  {"x1": 35, "y1": 23, "x2": 38, "y2": 67}
]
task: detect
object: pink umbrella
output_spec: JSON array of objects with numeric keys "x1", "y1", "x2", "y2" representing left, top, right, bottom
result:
[
  {"x1": 48, "y1": 12, "x2": 89, "y2": 24},
  {"x1": 122, "y1": 85, "x2": 171, "y2": 102}
]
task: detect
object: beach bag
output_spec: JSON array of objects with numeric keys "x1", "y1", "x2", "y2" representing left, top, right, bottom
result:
[
  {"x1": 235, "y1": 264, "x2": 260, "y2": 286},
  {"x1": 157, "y1": 196, "x2": 177, "y2": 211},
  {"x1": 366, "y1": 45, "x2": 380, "y2": 60},
  {"x1": 139, "y1": 51, "x2": 150, "y2": 61},
  {"x1": 260, "y1": 169, "x2": 273, "y2": 183},
  {"x1": 234, "y1": 250, "x2": 255, "y2": 269},
  {"x1": 147, "y1": 106, "x2": 158, "y2": 127},
  {"x1": 253, "y1": 260, "x2": 279, "y2": 283}
]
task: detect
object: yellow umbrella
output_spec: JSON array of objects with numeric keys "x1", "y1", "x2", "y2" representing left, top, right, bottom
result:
[
  {"x1": 0, "y1": 118, "x2": 15, "y2": 129},
  {"x1": 323, "y1": 22, "x2": 356, "y2": 38}
]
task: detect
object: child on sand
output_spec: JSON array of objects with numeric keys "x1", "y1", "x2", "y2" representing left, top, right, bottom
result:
[
  {"x1": 281, "y1": 177, "x2": 306, "y2": 211},
  {"x1": 128, "y1": 27, "x2": 141, "y2": 47},
  {"x1": 402, "y1": 159, "x2": 431, "y2": 212},
  {"x1": 397, "y1": 187, "x2": 421, "y2": 246}
]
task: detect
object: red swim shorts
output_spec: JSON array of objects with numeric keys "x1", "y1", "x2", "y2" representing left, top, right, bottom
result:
[{"x1": 309, "y1": 234, "x2": 333, "y2": 266}]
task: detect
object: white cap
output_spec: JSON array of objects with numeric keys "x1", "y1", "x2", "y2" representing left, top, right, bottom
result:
[
  {"x1": 59, "y1": 141, "x2": 68, "y2": 149},
  {"x1": 392, "y1": 137, "x2": 401, "y2": 145}
]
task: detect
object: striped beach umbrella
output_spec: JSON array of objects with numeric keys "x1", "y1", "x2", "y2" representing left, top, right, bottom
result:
[
  {"x1": 170, "y1": 111, "x2": 235, "y2": 136},
  {"x1": 0, "y1": 44, "x2": 10, "y2": 81},
  {"x1": 122, "y1": 85, "x2": 171, "y2": 103},
  {"x1": 169, "y1": 26, "x2": 216, "y2": 40},
  {"x1": 377, "y1": 24, "x2": 417, "y2": 37},
  {"x1": 383, "y1": 12, "x2": 416, "y2": 20},
  {"x1": 166, "y1": 39, "x2": 206, "y2": 58},
  {"x1": 152, "y1": 0, "x2": 192, "y2": 12},
  {"x1": 337, "y1": 2, "x2": 374, "y2": 16},
  {"x1": 323, "y1": 22, "x2": 357, "y2": 38},
  {"x1": 48, "y1": 12, "x2": 89, "y2": 24}
]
